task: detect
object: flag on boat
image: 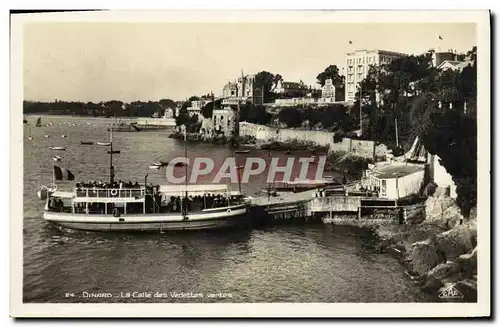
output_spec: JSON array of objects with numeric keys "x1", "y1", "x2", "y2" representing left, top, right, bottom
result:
[
  {"x1": 53, "y1": 165, "x2": 75, "y2": 181},
  {"x1": 53, "y1": 156, "x2": 62, "y2": 162}
]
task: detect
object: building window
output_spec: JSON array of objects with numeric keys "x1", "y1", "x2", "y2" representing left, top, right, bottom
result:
[{"x1": 381, "y1": 179, "x2": 387, "y2": 196}]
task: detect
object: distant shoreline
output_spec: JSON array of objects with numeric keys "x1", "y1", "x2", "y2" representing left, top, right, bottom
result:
[{"x1": 23, "y1": 113, "x2": 146, "y2": 119}]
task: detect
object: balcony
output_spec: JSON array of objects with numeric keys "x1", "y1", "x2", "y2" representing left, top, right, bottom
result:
[{"x1": 75, "y1": 188, "x2": 146, "y2": 199}]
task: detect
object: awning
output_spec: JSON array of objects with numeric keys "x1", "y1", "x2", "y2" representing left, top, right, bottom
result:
[
  {"x1": 159, "y1": 184, "x2": 231, "y2": 196},
  {"x1": 52, "y1": 191, "x2": 74, "y2": 198}
]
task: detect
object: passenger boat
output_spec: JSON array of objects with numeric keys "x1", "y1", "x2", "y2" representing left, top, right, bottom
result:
[{"x1": 42, "y1": 128, "x2": 249, "y2": 232}]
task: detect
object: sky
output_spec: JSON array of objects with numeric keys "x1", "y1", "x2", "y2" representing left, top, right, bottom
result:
[{"x1": 23, "y1": 22, "x2": 477, "y2": 103}]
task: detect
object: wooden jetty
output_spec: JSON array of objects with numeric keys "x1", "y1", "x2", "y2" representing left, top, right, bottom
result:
[{"x1": 249, "y1": 186, "x2": 414, "y2": 225}]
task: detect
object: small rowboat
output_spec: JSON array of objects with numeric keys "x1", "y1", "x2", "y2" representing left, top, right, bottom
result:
[
  {"x1": 97, "y1": 142, "x2": 111, "y2": 146},
  {"x1": 80, "y1": 141, "x2": 94, "y2": 145},
  {"x1": 149, "y1": 165, "x2": 160, "y2": 170},
  {"x1": 53, "y1": 155, "x2": 62, "y2": 162},
  {"x1": 44, "y1": 135, "x2": 49, "y2": 138},
  {"x1": 234, "y1": 149, "x2": 250, "y2": 154},
  {"x1": 61, "y1": 134, "x2": 67, "y2": 138},
  {"x1": 49, "y1": 146, "x2": 66, "y2": 151},
  {"x1": 156, "y1": 161, "x2": 185, "y2": 167}
]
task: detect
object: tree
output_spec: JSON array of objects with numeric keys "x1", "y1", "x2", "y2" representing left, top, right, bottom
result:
[
  {"x1": 408, "y1": 46, "x2": 478, "y2": 216},
  {"x1": 159, "y1": 98, "x2": 176, "y2": 109},
  {"x1": 316, "y1": 65, "x2": 346, "y2": 100},
  {"x1": 255, "y1": 71, "x2": 277, "y2": 103},
  {"x1": 353, "y1": 53, "x2": 437, "y2": 147},
  {"x1": 272, "y1": 74, "x2": 283, "y2": 91},
  {"x1": 201, "y1": 98, "x2": 221, "y2": 119},
  {"x1": 278, "y1": 107, "x2": 303, "y2": 128},
  {"x1": 239, "y1": 104, "x2": 272, "y2": 125},
  {"x1": 316, "y1": 65, "x2": 343, "y2": 87},
  {"x1": 421, "y1": 110, "x2": 476, "y2": 216},
  {"x1": 175, "y1": 103, "x2": 190, "y2": 127}
]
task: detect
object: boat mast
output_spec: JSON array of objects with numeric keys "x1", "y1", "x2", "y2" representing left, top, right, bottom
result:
[
  {"x1": 183, "y1": 128, "x2": 188, "y2": 218},
  {"x1": 109, "y1": 124, "x2": 115, "y2": 184}
]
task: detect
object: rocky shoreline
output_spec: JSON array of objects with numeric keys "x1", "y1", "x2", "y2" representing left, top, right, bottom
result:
[
  {"x1": 328, "y1": 187, "x2": 478, "y2": 302},
  {"x1": 168, "y1": 131, "x2": 257, "y2": 146}
]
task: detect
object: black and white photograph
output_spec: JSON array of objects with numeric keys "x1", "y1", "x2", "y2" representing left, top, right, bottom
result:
[{"x1": 10, "y1": 9, "x2": 490, "y2": 318}]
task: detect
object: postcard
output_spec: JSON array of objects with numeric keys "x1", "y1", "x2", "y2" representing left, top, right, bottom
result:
[{"x1": 10, "y1": 9, "x2": 490, "y2": 318}]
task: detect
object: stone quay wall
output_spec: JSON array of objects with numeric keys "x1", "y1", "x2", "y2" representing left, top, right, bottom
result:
[{"x1": 239, "y1": 122, "x2": 379, "y2": 159}]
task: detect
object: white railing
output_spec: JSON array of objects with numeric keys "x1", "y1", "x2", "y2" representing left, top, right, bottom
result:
[{"x1": 75, "y1": 187, "x2": 145, "y2": 198}]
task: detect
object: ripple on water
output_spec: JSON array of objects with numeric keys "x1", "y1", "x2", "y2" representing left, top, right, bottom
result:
[{"x1": 22, "y1": 116, "x2": 433, "y2": 303}]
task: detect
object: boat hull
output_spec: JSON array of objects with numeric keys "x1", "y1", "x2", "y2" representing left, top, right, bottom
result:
[{"x1": 43, "y1": 206, "x2": 249, "y2": 232}]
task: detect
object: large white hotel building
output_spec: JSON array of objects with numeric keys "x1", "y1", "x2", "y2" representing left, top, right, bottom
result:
[{"x1": 345, "y1": 49, "x2": 407, "y2": 102}]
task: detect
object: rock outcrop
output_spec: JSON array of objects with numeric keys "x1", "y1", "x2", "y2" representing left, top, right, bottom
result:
[
  {"x1": 424, "y1": 187, "x2": 464, "y2": 230},
  {"x1": 373, "y1": 187, "x2": 478, "y2": 302}
]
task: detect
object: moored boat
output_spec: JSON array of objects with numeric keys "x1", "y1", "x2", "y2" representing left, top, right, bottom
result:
[
  {"x1": 43, "y1": 184, "x2": 248, "y2": 232},
  {"x1": 42, "y1": 125, "x2": 249, "y2": 232},
  {"x1": 49, "y1": 146, "x2": 66, "y2": 151},
  {"x1": 272, "y1": 178, "x2": 338, "y2": 193},
  {"x1": 80, "y1": 141, "x2": 94, "y2": 145},
  {"x1": 234, "y1": 149, "x2": 251, "y2": 154}
]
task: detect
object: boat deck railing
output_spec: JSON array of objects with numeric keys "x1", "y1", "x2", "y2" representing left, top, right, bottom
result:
[{"x1": 75, "y1": 187, "x2": 146, "y2": 198}]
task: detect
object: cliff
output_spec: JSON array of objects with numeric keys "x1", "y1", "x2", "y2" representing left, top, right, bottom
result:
[{"x1": 374, "y1": 187, "x2": 477, "y2": 302}]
